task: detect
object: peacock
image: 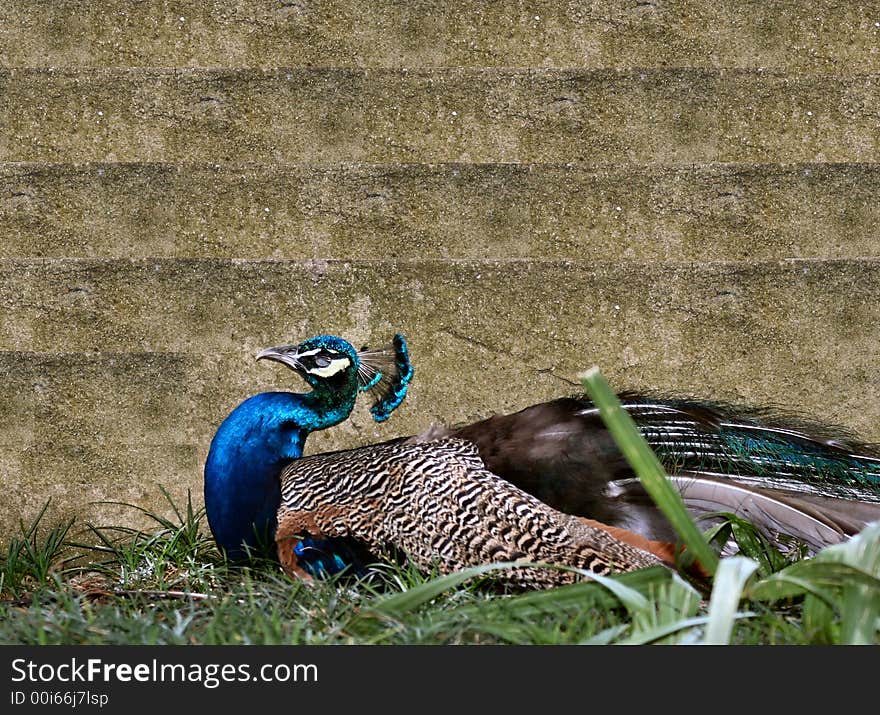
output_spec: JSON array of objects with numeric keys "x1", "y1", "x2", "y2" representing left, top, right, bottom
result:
[
  {"x1": 204, "y1": 332, "x2": 880, "y2": 587},
  {"x1": 204, "y1": 333, "x2": 671, "y2": 587}
]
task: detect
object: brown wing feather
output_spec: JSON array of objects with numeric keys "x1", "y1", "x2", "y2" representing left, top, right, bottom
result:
[{"x1": 449, "y1": 398, "x2": 634, "y2": 525}]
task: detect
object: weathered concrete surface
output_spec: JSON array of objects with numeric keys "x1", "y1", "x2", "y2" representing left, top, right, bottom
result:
[
  {"x1": 0, "y1": 352, "x2": 196, "y2": 446},
  {"x1": 3, "y1": 162, "x2": 880, "y2": 261},
  {"x1": 2, "y1": 69, "x2": 880, "y2": 163},
  {"x1": 0, "y1": 443, "x2": 201, "y2": 544},
  {"x1": 3, "y1": 257, "x2": 880, "y2": 533},
  {"x1": 2, "y1": 1, "x2": 880, "y2": 71}
]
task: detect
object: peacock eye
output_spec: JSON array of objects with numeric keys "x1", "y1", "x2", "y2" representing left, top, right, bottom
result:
[{"x1": 314, "y1": 355, "x2": 332, "y2": 368}]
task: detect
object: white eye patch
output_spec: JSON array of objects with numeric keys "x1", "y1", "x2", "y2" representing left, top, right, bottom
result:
[{"x1": 307, "y1": 357, "x2": 351, "y2": 378}]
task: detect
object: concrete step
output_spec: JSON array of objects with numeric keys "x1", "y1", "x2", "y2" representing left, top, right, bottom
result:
[
  {"x1": 2, "y1": 258, "x2": 878, "y2": 438},
  {"x1": 2, "y1": 1, "x2": 879, "y2": 72},
  {"x1": 3, "y1": 162, "x2": 879, "y2": 261},
  {"x1": 2, "y1": 69, "x2": 878, "y2": 163},
  {"x1": 0, "y1": 351, "x2": 198, "y2": 447},
  {"x1": 0, "y1": 442, "x2": 201, "y2": 541}
]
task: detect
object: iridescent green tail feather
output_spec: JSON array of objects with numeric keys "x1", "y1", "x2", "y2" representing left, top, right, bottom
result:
[{"x1": 620, "y1": 394, "x2": 880, "y2": 503}]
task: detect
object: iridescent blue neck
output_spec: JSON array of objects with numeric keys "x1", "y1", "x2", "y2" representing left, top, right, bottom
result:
[{"x1": 204, "y1": 386, "x2": 357, "y2": 560}]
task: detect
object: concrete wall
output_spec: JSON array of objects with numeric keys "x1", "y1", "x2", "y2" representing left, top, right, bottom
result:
[{"x1": 2, "y1": 1, "x2": 879, "y2": 538}]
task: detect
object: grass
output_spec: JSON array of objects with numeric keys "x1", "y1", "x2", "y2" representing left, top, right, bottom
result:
[
  {"x1": 2, "y1": 369, "x2": 879, "y2": 645},
  {"x1": 2, "y1": 492, "x2": 878, "y2": 645}
]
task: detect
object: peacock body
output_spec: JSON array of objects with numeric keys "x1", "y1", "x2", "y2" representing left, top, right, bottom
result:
[{"x1": 275, "y1": 437, "x2": 662, "y2": 589}]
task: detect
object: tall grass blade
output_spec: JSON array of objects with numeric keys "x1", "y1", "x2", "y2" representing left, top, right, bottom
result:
[
  {"x1": 369, "y1": 562, "x2": 524, "y2": 616},
  {"x1": 618, "y1": 616, "x2": 712, "y2": 645},
  {"x1": 580, "y1": 624, "x2": 629, "y2": 645},
  {"x1": 567, "y1": 569, "x2": 649, "y2": 612},
  {"x1": 578, "y1": 367, "x2": 719, "y2": 575},
  {"x1": 703, "y1": 556, "x2": 758, "y2": 644},
  {"x1": 370, "y1": 560, "x2": 674, "y2": 619},
  {"x1": 746, "y1": 523, "x2": 880, "y2": 643},
  {"x1": 811, "y1": 523, "x2": 880, "y2": 644},
  {"x1": 451, "y1": 565, "x2": 675, "y2": 622},
  {"x1": 625, "y1": 571, "x2": 702, "y2": 644},
  {"x1": 748, "y1": 560, "x2": 880, "y2": 603}
]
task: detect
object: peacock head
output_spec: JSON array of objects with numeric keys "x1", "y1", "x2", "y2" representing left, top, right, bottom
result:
[
  {"x1": 204, "y1": 332, "x2": 413, "y2": 562},
  {"x1": 256, "y1": 332, "x2": 414, "y2": 422}
]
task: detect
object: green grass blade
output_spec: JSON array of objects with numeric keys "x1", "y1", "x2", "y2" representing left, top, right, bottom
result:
[
  {"x1": 452, "y1": 565, "x2": 675, "y2": 621},
  {"x1": 368, "y1": 562, "x2": 524, "y2": 616},
  {"x1": 370, "y1": 559, "x2": 671, "y2": 619},
  {"x1": 578, "y1": 367, "x2": 719, "y2": 575},
  {"x1": 746, "y1": 524, "x2": 880, "y2": 643},
  {"x1": 748, "y1": 561, "x2": 880, "y2": 603},
  {"x1": 618, "y1": 616, "x2": 713, "y2": 645},
  {"x1": 566, "y1": 568, "x2": 649, "y2": 612},
  {"x1": 634, "y1": 572, "x2": 701, "y2": 626},
  {"x1": 579, "y1": 624, "x2": 630, "y2": 645},
  {"x1": 703, "y1": 556, "x2": 758, "y2": 644},
  {"x1": 813, "y1": 523, "x2": 880, "y2": 644},
  {"x1": 838, "y1": 584, "x2": 878, "y2": 645},
  {"x1": 720, "y1": 515, "x2": 796, "y2": 576}
]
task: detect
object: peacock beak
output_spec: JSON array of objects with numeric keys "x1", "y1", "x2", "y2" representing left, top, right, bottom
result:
[{"x1": 255, "y1": 345, "x2": 303, "y2": 371}]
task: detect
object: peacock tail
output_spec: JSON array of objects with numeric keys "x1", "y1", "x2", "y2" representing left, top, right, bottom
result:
[
  {"x1": 443, "y1": 392, "x2": 880, "y2": 556},
  {"x1": 610, "y1": 393, "x2": 880, "y2": 502}
]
